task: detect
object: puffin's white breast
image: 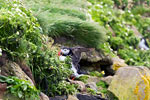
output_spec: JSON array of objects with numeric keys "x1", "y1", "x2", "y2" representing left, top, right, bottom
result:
[{"x1": 59, "y1": 56, "x2": 67, "y2": 61}]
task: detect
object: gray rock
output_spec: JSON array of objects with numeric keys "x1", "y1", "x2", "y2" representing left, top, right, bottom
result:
[
  {"x1": 67, "y1": 95, "x2": 78, "y2": 100},
  {"x1": 68, "y1": 79, "x2": 86, "y2": 92},
  {"x1": 0, "y1": 60, "x2": 34, "y2": 85},
  {"x1": 111, "y1": 57, "x2": 127, "y2": 71},
  {"x1": 76, "y1": 94, "x2": 106, "y2": 100},
  {"x1": 87, "y1": 76, "x2": 101, "y2": 83},
  {"x1": 85, "y1": 82, "x2": 97, "y2": 92},
  {"x1": 50, "y1": 96, "x2": 67, "y2": 100},
  {"x1": 101, "y1": 76, "x2": 113, "y2": 85},
  {"x1": 40, "y1": 92, "x2": 49, "y2": 100}
]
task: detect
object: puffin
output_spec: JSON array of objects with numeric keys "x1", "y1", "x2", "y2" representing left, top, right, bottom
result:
[
  {"x1": 58, "y1": 46, "x2": 92, "y2": 78},
  {"x1": 138, "y1": 38, "x2": 149, "y2": 50}
]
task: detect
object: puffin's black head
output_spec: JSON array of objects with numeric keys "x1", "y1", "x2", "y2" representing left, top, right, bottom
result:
[{"x1": 59, "y1": 46, "x2": 72, "y2": 56}]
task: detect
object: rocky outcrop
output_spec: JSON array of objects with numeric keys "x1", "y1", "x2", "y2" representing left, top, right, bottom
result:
[
  {"x1": 111, "y1": 57, "x2": 127, "y2": 71},
  {"x1": 85, "y1": 82, "x2": 97, "y2": 92},
  {"x1": 108, "y1": 66, "x2": 150, "y2": 100},
  {"x1": 0, "y1": 60, "x2": 34, "y2": 85},
  {"x1": 68, "y1": 79, "x2": 86, "y2": 92},
  {"x1": 0, "y1": 57, "x2": 49, "y2": 100},
  {"x1": 79, "y1": 49, "x2": 114, "y2": 76},
  {"x1": 101, "y1": 76, "x2": 113, "y2": 85}
]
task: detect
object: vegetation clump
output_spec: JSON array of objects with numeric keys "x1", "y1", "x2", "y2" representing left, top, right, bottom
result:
[
  {"x1": 0, "y1": 75, "x2": 40, "y2": 100},
  {"x1": 23, "y1": 0, "x2": 107, "y2": 48},
  {"x1": 0, "y1": 0, "x2": 77, "y2": 97},
  {"x1": 88, "y1": 0, "x2": 150, "y2": 67}
]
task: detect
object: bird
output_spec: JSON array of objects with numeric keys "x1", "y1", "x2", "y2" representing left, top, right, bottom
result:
[
  {"x1": 58, "y1": 46, "x2": 92, "y2": 79},
  {"x1": 58, "y1": 47, "x2": 72, "y2": 61},
  {"x1": 138, "y1": 38, "x2": 149, "y2": 50}
]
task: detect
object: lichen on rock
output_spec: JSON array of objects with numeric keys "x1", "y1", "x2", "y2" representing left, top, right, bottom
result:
[{"x1": 108, "y1": 66, "x2": 150, "y2": 100}]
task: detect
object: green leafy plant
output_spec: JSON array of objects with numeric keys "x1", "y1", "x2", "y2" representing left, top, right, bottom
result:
[
  {"x1": 29, "y1": 47, "x2": 77, "y2": 96},
  {"x1": 96, "y1": 80, "x2": 109, "y2": 94},
  {"x1": 86, "y1": 88, "x2": 97, "y2": 95},
  {"x1": 88, "y1": 0, "x2": 150, "y2": 68},
  {"x1": 0, "y1": 0, "x2": 78, "y2": 97},
  {"x1": 56, "y1": 81, "x2": 78, "y2": 95},
  {"x1": 0, "y1": 0, "x2": 42, "y2": 60},
  {"x1": 90, "y1": 71, "x2": 103, "y2": 77},
  {"x1": 76, "y1": 75, "x2": 89, "y2": 83},
  {"x1": 0, "y1": 75, "x2": 40, "y2": 100}
]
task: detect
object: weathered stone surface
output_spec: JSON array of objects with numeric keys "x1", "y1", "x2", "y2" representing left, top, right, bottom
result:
[
  {"x1": 101, "y1": 76, "x2": 113, "y2": 85},
  {"x1": 85, "y1": 82, "x2": 97, "y2": 92},
  {"x1": 0, "y1": 83, "x2": 7, "y2": 99},
  {"x1": 80, "y1": 50, "x2": 114, "y2": 76},
  {"x1": 81, "y1": 49, "x2": 112, "y2": 64},
  {"x1": 67, "y1": 95, "x2": 78, "y2": 100},
  {"x1": 111, "y1": 57, "x2": 127, "y2": 71},
  {"x1": 81, "y1": 50, "x2": 102, "y2": 63},
  {"x1": 50, "y1": 95, "x2": 67, "y2": 100},
  {"x1": 87, "y1": 76, "x2": 101, "y2": 83},
  {"x1": 108, "y1": 66, "x2": 150, "y2": 100},
  {"x1": 40, "y1": 92, "x2": 49, "y2": 100},
  {"x1": 68, "y1": 79, "x2": 86, "y2": 92},
  {"x1": 0, "y1": 60, "x2": 34, "y2": 85},
  {"x1": 76, "y1": 94, "x2": 106, "y2": 100}
]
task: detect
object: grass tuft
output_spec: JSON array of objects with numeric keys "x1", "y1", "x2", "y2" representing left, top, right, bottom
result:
[{"x1": 23, "y1": 0, "x2": 107, "y2": 48}]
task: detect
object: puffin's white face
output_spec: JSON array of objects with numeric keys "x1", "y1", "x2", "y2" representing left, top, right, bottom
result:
[{"x1": 61, "y1": 49, "x2": 70, "y2": 55}]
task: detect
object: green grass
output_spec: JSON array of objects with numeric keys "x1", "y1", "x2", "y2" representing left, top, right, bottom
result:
[
  {"x1": 23, "y1": 0, "x2": 106, "y2": 48},
  {"x1": 132, "y1": 6, "x2": 150, "y2": 15}
]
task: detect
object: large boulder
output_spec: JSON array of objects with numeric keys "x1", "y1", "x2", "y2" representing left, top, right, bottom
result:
[
  {"x1": 108, "y1": 66, "x2": 150, "y2": 100},
  {"x1": 81, "y1": 49, "x2": 112, "y2": 64},
  {"x1": 79, "y1": 50, "x2": 114, "y2": 76}
]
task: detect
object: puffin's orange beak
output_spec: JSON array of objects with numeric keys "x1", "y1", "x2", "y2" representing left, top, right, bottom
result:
[
  {"x1": 72, "y1": 77, "x2": 75, "y2": 80},
  {"x1": 58, "y1": 50, "x2": 61, "y2": 56}
]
